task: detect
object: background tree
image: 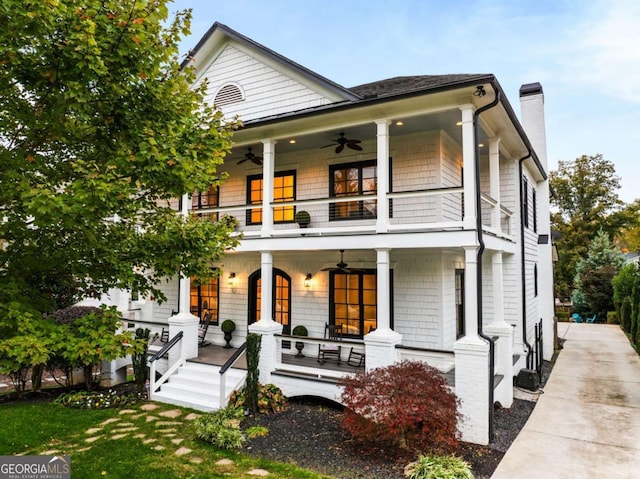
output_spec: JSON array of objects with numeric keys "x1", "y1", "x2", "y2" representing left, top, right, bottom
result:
[
  {"x1": 0, "y1": 0, "x2": 238, "y2": 313},
  {"x1": 572, "y1": 231, "x2": 625, "y2": 318},
  {"x1": 550, "y1": 154, "x2": 625, "y2": 298},
  {"x1": 614, "y1": 199, "x2": 640, "y2": 254}
]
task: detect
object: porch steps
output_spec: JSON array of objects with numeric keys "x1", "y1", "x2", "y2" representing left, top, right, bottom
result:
[{"x1": 152, "y1": 361, "x2": 246, "y2": 412}]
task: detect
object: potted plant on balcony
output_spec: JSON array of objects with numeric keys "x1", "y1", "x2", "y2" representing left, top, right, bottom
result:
[
  {"x1": 221, "y1": 319, "x2": 236, "y2": 348},
  {"x1": 292, "y1": 325, "x2": 308, "y2": 357},
  {"x1": 294, "y1": 210, "x2": 311, "y2": 228}
]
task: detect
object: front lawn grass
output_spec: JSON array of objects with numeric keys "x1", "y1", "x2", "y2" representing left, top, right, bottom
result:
[{"x1": 0, "y1": 401, "x2": 329, "y2": 479}]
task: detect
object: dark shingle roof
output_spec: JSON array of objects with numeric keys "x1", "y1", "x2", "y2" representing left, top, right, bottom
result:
[{"x1": 349, "y1": 74, "x2": 492, "y2": 99}]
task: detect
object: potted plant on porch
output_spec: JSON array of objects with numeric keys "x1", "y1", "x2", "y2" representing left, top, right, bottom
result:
[
  {"x1": 294, "y1": 210, "x2": 311, "y2": 228},
  {"x1": 292, "y1": 325, "x2": 308, "y2": 357},
  {"x1": 221, "y1": 319, "x2": 236, "y2": 348}
]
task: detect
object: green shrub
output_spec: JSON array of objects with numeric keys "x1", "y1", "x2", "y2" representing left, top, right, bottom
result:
[
  {"x1": 245, "y1": 332, "x2": 261, "y2": 414},
  {"x1": 194, "y1": 407, "x2": 246, "y2": 449},
  {"x1": 292, "y1": 325, "x2": 308, "y2": 336},
  {"x1": 54, "y1": 390, "x2": 144, "y2": 409},
  {"x1": 405, "y1": 454, "x2": 474, "y2": 479},
  {"x1": 607, "y1": 311, "x2": 619, "y2": 324},
  {"x1": 229, "y1": 383, "x2": 287, "y2": 415},
  {"x1": 246, "y1": 426, "x2": 269, "y2": 438},
  {"x1": 556, "y1": 311, "x2": 570, "y2": 322},
  {"x1": 621, "y1": 298, "x2": 632, "y2": 333},
  {"x1": 221, "y1": 319, "x2": 236, "y2": 333},
  {"x1": 0, "y1": 303, "x2": 53, "y2": 395},
  {"x1": 51, "y1": 306, "x2": 136, "y2": 390},
  {"x1": 132, "y1": 328, "x2": 152, "y2": 394}
]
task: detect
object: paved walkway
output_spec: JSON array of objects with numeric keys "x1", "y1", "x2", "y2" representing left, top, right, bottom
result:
[{"x1": 492, "y1": 322, "x2": 640, "y2": 479}]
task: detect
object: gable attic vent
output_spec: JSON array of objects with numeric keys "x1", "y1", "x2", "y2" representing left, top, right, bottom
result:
[{"x1": 214, "y1": 83, "x2": 245, "y2": 107}]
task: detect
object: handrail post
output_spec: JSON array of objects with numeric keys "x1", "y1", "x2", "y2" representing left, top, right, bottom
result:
[
  {"x1": 219, "y1": 373, "x2": 226, "y2": 407},
  {"x1": 149, "y1": 360, "x2": 157, "y2": 400}
]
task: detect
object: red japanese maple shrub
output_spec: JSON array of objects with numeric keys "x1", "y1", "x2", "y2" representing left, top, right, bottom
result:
[{"x1": 340, "y1": 360, "x2": 460, "y2": 452}]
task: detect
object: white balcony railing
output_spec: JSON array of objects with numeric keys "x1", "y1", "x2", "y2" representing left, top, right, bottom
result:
[{"x1": 192, "y1": 186, "x2": 492, "y2": 237}]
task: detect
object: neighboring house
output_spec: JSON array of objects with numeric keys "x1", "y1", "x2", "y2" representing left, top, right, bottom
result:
[{"x1": 125, "y1": 22, "x2": 555, "y2": 446}]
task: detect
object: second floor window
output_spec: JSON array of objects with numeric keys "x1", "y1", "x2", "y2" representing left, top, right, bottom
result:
[
  {"x1": 330, "y1": 160, "x2": 377, "y2": 220},
  {"x1": 192, "y1": 185, "x2": 219, "y2": 220},
  {"x1": 522, "y1": 177, "x2": 529, "y2": 229},
  {"x1": 247, "y1": 171, "x2": 296, "y2": 225}
]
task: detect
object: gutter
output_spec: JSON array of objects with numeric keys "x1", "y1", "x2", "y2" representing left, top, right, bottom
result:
[
  {"x1": 473, "y1": 82, "x2": 501, "y2": 442},
  {"x1": 518, "y1": 155, "x2": 534, "y2": 369}
]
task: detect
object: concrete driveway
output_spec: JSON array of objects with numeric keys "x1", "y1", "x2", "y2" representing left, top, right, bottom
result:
[{"x1": 491, "y1": 322, "x2": 640, "y2": 479}]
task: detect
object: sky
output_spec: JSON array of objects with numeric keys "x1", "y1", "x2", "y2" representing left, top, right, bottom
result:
[{"x1": 170, "y1": 0, "x2": 640, "y2": 203}]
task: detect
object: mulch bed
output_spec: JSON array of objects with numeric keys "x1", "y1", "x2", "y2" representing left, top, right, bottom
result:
[{"x1": 242, "y1": 397, "x2": 536, "y2": 479}]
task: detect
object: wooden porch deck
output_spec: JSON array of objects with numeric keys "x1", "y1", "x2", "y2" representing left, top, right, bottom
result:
[{"x1": 188, "y1": 343, "x2": 364, "y2": 376}]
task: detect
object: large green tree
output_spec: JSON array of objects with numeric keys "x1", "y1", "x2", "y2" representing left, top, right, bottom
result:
[
  {"x1": 0, "y1": 0, "x2": 239, "y2": 312},
  {"x1": 572, "y1": 231, "x2": 625, "y2": 318},
  {"x1": 550, "y1": 154, "x2": 626, "y2": 297}
]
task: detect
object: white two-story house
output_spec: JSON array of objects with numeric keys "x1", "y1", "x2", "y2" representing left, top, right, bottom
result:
[{"x1": 130, "y1": 22, "x2": 555, "y2": 446}]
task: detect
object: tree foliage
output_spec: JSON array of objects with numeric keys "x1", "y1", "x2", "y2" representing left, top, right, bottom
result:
[
  {"x1": 0, "y1": 0, "x2": 238, "y2": 312},
  {"x1": 340, "y1": 361, "x2": 460, "y2": 452},
  {"x1": 0, "y1": 302, "x2": 53, "y2": 395},
  {"x1": 612, "y1": 263, "x2": 637, "y2": 312},
  {"x1": 550, "y1": 154, "x2": 626, "y2": 297},
  {"x1": 571, "y1": 231, "x2": 625, "y2": 318}
]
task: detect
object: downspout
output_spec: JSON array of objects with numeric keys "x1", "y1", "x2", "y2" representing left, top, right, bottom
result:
[
  {"x1": 518, "y1": 156, "x2": 534, "y2": 369},
  {"x1": 473, "y1": 84, "x2": 500, "y2": 441}
]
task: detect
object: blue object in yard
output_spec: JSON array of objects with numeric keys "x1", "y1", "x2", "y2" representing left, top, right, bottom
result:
[
  {"x1": 572, "y1": 313, "x2": 583, "y2": 323},
  {"x1": 586, "y1": 314, "x2": 597, "y2": 323}
]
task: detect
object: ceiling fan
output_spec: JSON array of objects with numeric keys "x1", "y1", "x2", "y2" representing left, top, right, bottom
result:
[
  {"x1": 322, "y1": 132, "x2": 362, "y2": 154},
  {"x1": 237, "y1": 147, "x2": 263, "y2": 165},
  {"x1": 321, "y1": 249, "x2": 360, "y2": 273}
]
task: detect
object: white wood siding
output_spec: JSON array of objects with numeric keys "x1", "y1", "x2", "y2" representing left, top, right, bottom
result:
[{"x1": 199, "y1": 44, "x2": 335, "y2": 122}]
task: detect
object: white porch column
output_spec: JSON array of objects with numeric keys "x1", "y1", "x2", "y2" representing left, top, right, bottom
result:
[
  {"x1": 462, "y1": 246, "x2": 479, "y2": 338},
  {"x1": 454, "y1": 245, "x2": 490, "y2": 445},
  {"x1": 460, "y1": 105, "x2": 476, "y2": 230},
  {"x1": 375, "y1": 119, "x2": 391, "y2": 233},
  {"x1": 258, "y1": 251, "x2": 274, "y2": 324},
  {"x1": 483, "y1": 251, "x2": 514, "y2": 408},
  {"x1": 168, "y1": 192, "x2": 199, "y2": 365},
  {"x1": 375, "y1": 248, "x2": 391, "y2": 332},
  {"x1": 248, "y1": 319, "x2": 283, "y2": 385},
  {"x1": 261, "y1": 139, "x2": 276, "y2": 238},
  {"x1": 489, "y1": 137, "x2": 501, "y2": 230},
  {"x1": 364, "y1": 248, "x2": 401, "y2": 371},
  {"x1": 248, "y1": 250, "x2": 283, "y2": 384}
]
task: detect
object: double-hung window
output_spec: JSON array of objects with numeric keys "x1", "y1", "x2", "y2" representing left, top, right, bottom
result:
[
  {"x1": 247, "y1": 171, "x2": 296, "y2": 225},
  {"x1": 192, "y1": 185, "x2": 219, "y2": 220},
  {"x1": 522, "y1": 177, "x2": 529, "y2": 228},
  {"x1": 330, "y1": 160, "x2": 377, "y2": 220}
]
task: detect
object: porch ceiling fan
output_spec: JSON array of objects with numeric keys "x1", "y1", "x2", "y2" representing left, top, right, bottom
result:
[
  {"x1": 321, "y1": 249, "x2": 361, "y2": 273},
  {"x1": 322, "y1": 132, "x2": 362, "y2": 154},
  {"x1": 237, "y1": 147, "x2": 263, "y2": 166}
]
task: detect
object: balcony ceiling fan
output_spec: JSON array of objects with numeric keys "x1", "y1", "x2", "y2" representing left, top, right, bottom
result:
[
  {"x1": 322, "y1": 132, "x2": 362, "y2": 154},
  {"x1": 237, "y1": 147, "x2": 263, "y2": 165},
  {"x1": 321, "y1": 249, "x2": 361, "y2": 273}
]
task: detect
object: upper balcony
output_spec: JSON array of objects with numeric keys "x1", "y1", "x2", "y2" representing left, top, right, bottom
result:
[{"x1": 183, "y1": 109, "x2": 518, "y2": 249}]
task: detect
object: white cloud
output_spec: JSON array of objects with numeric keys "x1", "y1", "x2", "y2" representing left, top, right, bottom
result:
[{"x1": 567, "y1": 0, "x2": 640, "y2": 102}]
